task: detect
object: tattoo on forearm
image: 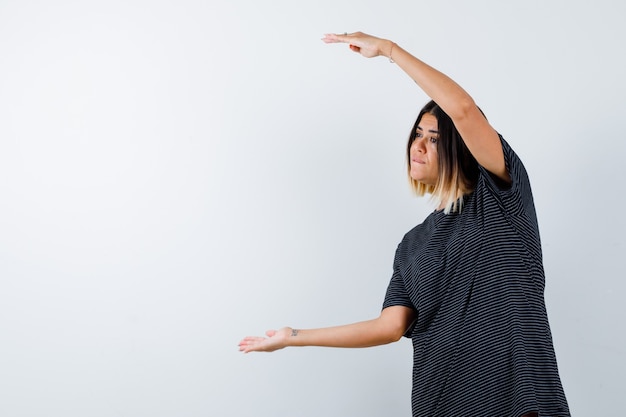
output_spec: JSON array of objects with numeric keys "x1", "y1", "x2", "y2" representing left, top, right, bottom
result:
[{"x1": 291, "y1": 329, "x2": 299, "y2": 337}]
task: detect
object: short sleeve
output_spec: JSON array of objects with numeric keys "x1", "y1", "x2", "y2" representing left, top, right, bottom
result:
[
  {"x1": 478, "y1": 135, "x2": 535, "y2": 217},
  {"x1": 382, "y1": 243, "x2": 413, "y2": 310},
  {"x1": 382, "y1": 243, "x2": 416, "y2": 337}
]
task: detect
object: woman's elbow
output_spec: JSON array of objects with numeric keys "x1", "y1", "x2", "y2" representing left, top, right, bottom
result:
[
  {"x1": 382, "y1": 325, "x2": 406, "y2": 344},
  {"x1": 449, "y1": 96, "x2": 477, "y2": 121},
  {"x1": 378, "y1": 306, "x2": 415, "y2": 344},
  {"x1": 391, "y1": 327, "x2": 407, "y2": 343}
]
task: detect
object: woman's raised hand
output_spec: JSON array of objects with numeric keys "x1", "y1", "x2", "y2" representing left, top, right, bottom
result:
[
  {"x1": 238, "y1": 327, "x2": 292, "y2": 353},
  {"x1": 322, "y1": 32, "x2": 393, "y2": 59}
]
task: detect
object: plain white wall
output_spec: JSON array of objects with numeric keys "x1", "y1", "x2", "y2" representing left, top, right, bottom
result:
[{"x1": 1, "y1": 0, "x2": 624, "y2": 416}]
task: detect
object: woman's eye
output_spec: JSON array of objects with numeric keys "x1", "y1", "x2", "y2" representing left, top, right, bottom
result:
[
  {"x1": 416, "y1": 132, "x2": 423, "y2": 138},
  {"x1": 430, "y1": 137, "x2": 438, "y2": 143}
]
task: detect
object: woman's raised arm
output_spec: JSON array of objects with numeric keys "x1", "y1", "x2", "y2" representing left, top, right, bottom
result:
[
  {"x1": 238, "y1": 306, "x2": 415, "y2": 353},
  {"x1": 322, "y1": 32, "x2": 510, "y2": 183}
]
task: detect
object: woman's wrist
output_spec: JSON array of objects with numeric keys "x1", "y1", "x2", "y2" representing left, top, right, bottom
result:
[
  {"x1": 388, "y1": 41, "x2": 396, "y2": 63},
  {"x1": 285, "y1": 326, "x2": 300, "y2": 347},
  {"x1": 381, "y1": 39, "x2": 395, "y2": 60},
  {"x1": 287, "y1": 328, "x2": 300, "y2": 346}
]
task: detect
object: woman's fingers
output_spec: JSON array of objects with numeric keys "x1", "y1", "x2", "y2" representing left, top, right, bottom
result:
[
  {"x1": 322, "y1": 32, "x2": 382, "y2": 58},
  {"x1": 322, "y1": 33, "x2": 362, "y2": 55},
  {"x1": 322, "y1": 32, "x2": 362, "y2": 45},
  {"x1": 238, "y1": 336, "x2": 264, "y2": 352},
  {"x1": 322, "y1": 33, "x2": 348, "y2": 44},
  {"x1": 238, "y1": 329, "x2": 283, "y2": 353}
]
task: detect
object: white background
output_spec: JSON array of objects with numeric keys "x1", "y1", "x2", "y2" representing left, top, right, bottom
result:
[{"x1": 1, "y1": 1, "x2": 624, "y2": 416}]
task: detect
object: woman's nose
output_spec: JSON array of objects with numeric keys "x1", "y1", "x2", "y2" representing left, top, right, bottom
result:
[{"x1": 412, "y1": 139, "x2": 425, "y2": 153}]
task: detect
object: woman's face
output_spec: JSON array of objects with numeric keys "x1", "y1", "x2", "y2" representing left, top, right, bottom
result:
[{"x1": 409, "y1": 113, "x2": 440, "y2": 186}]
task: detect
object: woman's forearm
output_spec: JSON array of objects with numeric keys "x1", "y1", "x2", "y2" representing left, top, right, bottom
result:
[{"x1": 288, "y1": 318, "x2": 402, "y2": 349}]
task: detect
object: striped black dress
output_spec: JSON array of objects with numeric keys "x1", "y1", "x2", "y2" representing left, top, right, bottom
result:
[{"x1": 383, "y1": 137, "x2": 570, "y2": 417}]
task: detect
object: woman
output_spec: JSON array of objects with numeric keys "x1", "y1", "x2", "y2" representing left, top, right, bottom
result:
[{"x1": 239, "y1": 32, "x2": 570, "y2": 417}]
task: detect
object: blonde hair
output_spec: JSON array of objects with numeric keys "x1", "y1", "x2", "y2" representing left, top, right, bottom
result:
[{"x1": 409, "y1": 170, "x2": 467, "y2": 214}]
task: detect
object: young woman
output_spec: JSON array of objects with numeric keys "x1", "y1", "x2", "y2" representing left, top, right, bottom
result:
[{"x1": 239, "y1": 32, "x2": 570, "y2": 417}]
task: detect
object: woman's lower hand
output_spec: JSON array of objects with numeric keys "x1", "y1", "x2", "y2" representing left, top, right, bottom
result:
[
  {"x1": 238, "y1": 327, "x2": 292, "y2": 353},
  {"x1": 322, "y1": 31, "x2": 392, "y2": 59}
]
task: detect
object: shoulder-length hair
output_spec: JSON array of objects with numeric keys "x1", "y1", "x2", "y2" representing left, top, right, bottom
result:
[{"x1": 407, "y1": 100, "x2": 480, "y2": 214}]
